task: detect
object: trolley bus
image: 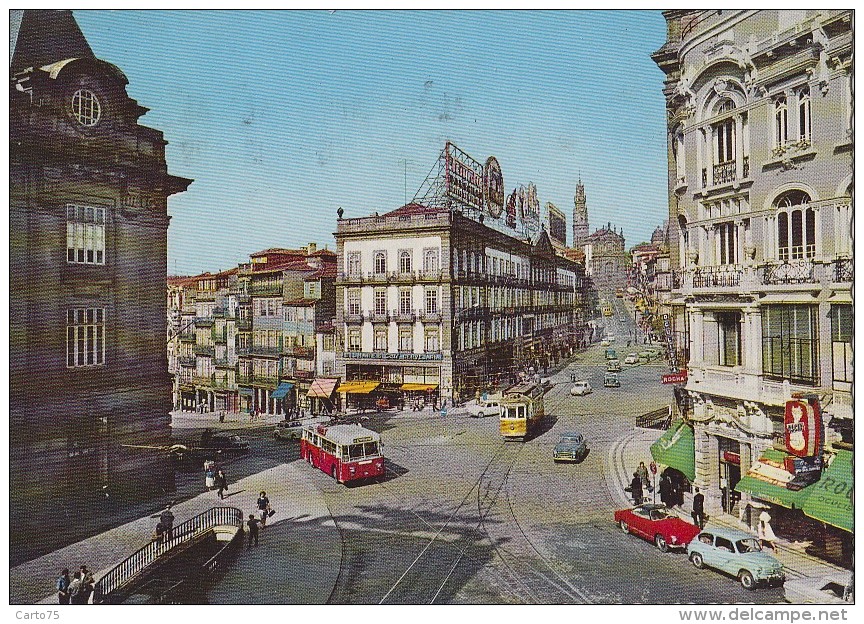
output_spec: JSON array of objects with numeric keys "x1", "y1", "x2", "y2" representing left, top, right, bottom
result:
[
  {"x1": 601, "y1": 300, "x2": 614, "y2": 317},
  {"x1": 499, "y1": 382, "x2": 545, "y2": 441},
  {"x1": 300, "y1": 423, "x2": 385, "y2": 484}
]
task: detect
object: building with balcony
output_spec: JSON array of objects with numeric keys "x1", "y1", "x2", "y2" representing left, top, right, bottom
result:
[
  {"x1": 10, "y1": 9, "x2": 192, "y2": 551},
  {"x1": 653, "y1": 9, "x2": 852, "y2": 564},
  {"x1": 334, "y1": 202, "x2": 585, "y2": 406},
  {"x1": 584, "y1": 223, "x2": 629, "y2": 292}
]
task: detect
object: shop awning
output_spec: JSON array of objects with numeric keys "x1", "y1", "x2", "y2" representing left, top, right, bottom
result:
[
  {"x1": 735, "y1": 449, "x2": 811, "y2": 510},
  {"x1": 307, "y1": 378, "x2": 339, "y2": 399},
  {"x1": 801, "y1": 450, "x2": 853, "y2": 533},
  {"x1": 650, "y1": 420, "x2": 695, "y2": 481},
  {"x1": 337, "y1": 381, "x2": 380, "y2": 394},
  {"x1": 238, "y1": 387, "x2": 254, "y2": 396},
  {"x1": 270, "y1": 382, "x2": 294, "y2": 400},
  {"x1": 401, "y1": 383, "x2": 439, "y2": 392}
]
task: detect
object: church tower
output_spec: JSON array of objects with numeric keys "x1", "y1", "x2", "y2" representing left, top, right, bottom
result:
[{"x1": 572, "y1": 178, "x2": 590, "y2": 248}]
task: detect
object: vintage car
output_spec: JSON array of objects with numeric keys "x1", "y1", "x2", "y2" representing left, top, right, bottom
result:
[
  {"x1": 606, "y1": 358, "x2": 621, "y2": 372},
  {"x1": 614, "y1": 504, "x2": 701, "y2": 552},
  {"x1": 600, "y1": 339, "x2": 611, "y2": 347},
  {"x1": 466, "y1": 397, "x2": 502, "y2": 418},
  {"x1": 605, "y1": 348, "x2": 617, "y2": 360},
  {"x1": 687, "y1": 527, "x2": 785, "y2": 589},
  {"x1": 553, "y1": 432, "x2": 588, "y2": 463},
  {"x1": 603, "y1": 372, "x2": 620, "y2": 388},
  {"x1": 274, "y1": 420, "x2": 305, "y2": 440},
  {"x1": 624, "y1": 352, "x2": 639, "y2": 365},
  {"x1": 570, "y1": 381, "x2": 593, "y2": 396}
]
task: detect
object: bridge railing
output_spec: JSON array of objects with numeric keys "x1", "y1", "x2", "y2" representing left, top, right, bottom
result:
[{"x1": 93, "y1": 506, "x2": 243, "y2": 604}]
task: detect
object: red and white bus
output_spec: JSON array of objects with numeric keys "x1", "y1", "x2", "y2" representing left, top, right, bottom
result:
[{"x1": 300, "y1": 423, "x2": 385, "y2": 484}]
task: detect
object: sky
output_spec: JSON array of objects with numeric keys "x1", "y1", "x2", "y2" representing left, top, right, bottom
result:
[{"x1": 74, "y1": 9, "x2": 670, "y2": 276}]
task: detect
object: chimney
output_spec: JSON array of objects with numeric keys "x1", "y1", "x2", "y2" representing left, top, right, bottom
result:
[{"x1": 307, "y1": 242, "x2": 317, "y2": 255}]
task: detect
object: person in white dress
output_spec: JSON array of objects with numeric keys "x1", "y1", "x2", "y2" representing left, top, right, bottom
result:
[{"x1": 758, "y1": 510, "x2": 778, "y2": 551}]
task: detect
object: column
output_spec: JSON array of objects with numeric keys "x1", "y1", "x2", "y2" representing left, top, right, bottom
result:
[{"x1": 735, "y1": 114, "x2": 744, "y2": 179}]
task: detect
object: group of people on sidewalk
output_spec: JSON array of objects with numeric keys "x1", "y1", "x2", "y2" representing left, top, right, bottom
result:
[{"x1": 55, "y1": 565, "x2": 94, "y2": 604}]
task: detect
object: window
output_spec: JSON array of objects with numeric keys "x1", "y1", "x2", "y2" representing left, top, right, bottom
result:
[
  {"x1": 715, "y1": 537, "x2": 735, "y2": 553},
  {"x1": 374, "y1": 288, "x2": 387, "y2": 315},
  {"x1": 424, "y1": 327, "x2": 439, "y2": 352},
  {"x1": 423, "y1": 248, "x2": 439, "y2": 274},
  {"x1": 762, "y1": 305, "x2": 818, "y2": 384},
  {"x1": 399, "y1": 250, "x2": 412, "y2": 274},
  {"x1": 717, "y1": 312, "x2": 741, "y2": 367},
  {"x1": 71, "y1": 89, "x2": 101, "y2": 126},
  {"x1": 830, "y1": 305, "x2": 852, "y2": 383},
  {"x1": 67, "y1": 308, "x2": 105, "y2": 367},
  {"x1": 774, "y1": 96, "x2": 788, "y2": 148},
  {"x1": 399, "y1": 288, "x2": 412, "y2": 314},
  {"x1": 716, "y1": 118, "x2": 735, "y2": 163},
  {"x1": 67, "y1": 204, "x2": 105, "y2": 265},
  {"x1": 717, "y1": 222, "x2": 737, "y2": 265},
  {"x1": 425, "y1": 288, "x2": 438, "y2": 314},
  {"x1": 399, "y1": 328, "x2": 413, "y2": 352},
  {"x1": 797, "y1": 86, "x2": 811, "y2": 143},
  {"x1": 347, "y1": 252, "x2": 361, "y2": 277},
  {"x1": 775, "y1": 191, "x2": 815, "y2": 260},
  {"x1": 373, "y1": 251, "x2": 386, "y2": 275},
  {"x1": 374, "y1": 328, "x2": 387, "y2": 352},
  {"x1": 347, "y1": 289, "x2": 360, "y2": 316},
  {"x1": 347, "y1": 329, "x2": 361, "y2": 351}
]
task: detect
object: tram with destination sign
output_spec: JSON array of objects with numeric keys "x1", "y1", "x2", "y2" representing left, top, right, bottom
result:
[
  {"x1": 499, "y1": 382, "x2": 545, "y2": 441},
  {"x1": 300, "y1": 423, "x2": 385, "y2": 484}
]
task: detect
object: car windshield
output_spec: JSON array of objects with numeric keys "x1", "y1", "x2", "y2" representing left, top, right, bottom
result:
[
  {"x1": 561, "y1": 435, "x2": 581, "y2": 443},
  {"x1": 736, "y1": 538, "x2": 763, "y2": 553},
  {"x1": 649, "y1": 508, "x2": 672, "y2": 521}
]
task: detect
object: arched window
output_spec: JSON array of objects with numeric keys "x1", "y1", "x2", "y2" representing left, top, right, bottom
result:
[
  {"x1": 399, "y1": 250, "x2": 411, "y2": 274},
  {"x1": 423, "y1": 248, "x2": 439, "y2": 274},
  {"x1": 774, "y1": 96, "x2": 788, "y2": 148},
  {"x1": 797, "y1": 86, "x2": 811, "y2": 142},
  {"x1": 775, "y1": 191, "x2": 814, "y2": 260},
  {"x1": 717, "y1": 98, "x2": 736, "y2": 114},
  {"x1": 373, "y1": 251, "x2": 386, "y2": 274}
]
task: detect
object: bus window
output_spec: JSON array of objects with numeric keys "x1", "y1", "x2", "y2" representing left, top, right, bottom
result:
[{"x1": 363, "y1": 442, "x2": 379, "y2": 456}]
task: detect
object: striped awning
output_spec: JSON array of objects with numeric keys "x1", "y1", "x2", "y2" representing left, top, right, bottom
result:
[
  {"x1": 307, "y1": 378, "x2": 339, "y2": 399},
  {"x1": 400, "y1": 383, "x2": 439, "y2": 392},
  {"x1": 337, "y1": 381, "x2": 380, "y2": 394}
]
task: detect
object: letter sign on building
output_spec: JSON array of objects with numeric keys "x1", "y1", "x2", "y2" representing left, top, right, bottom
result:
[{"x1": 784, "y1": 397, "x2": 822, "y2": 458}]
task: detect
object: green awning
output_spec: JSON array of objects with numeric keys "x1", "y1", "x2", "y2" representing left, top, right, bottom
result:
[
  {"x1": 801, "y1": 450, "x2": 853, "y2": 533},
  {"x1": 735, "y1": 448, "x2": 809, "y2": 509},
  {"x1": 650, "y1": 420, "x2": 695, "y2": 481}
]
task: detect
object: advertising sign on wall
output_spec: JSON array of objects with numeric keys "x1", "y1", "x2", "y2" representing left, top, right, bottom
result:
[
  {"x1": 483, "y1": 156, "x2": 504, "y2": 218},
  {"x1": 784, "y1": 396, "x2": 823, "y2": 458},
  {"x1": 444, "y1": 141, "x2": 485, "y2": 212},
  {"x1": 547, "y1": 202, "x2": 567, "y2": 247}
]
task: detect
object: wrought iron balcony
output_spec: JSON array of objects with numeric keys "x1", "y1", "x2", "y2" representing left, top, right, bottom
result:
[
  {"x1": 390, "y1": 309, "x2": 416, "y2": 323},
  {"x1": 419, "y1": 310, "x2": 442, "y2": 323},
  {"x1": 194, "y1": 317, "x2": 214, "y2": 327},
  {"x1": 692, "y1": 265, "x2": 742, "y2": 288},
  {"x1": 249, "y1": 345, "x2": 282, "y2": 357},
  {"x1": 178, "y1": 332, "x2": 196, "y2": 342},
  {"x1": 834, "y1": 258, "x2": 853, "y2": 282},
  {"x1": 178, "y1": 356, "x2": 196, "y2": 367},
  {"x1": 249, "y1": 283, "x2": 282, "y2": 296},
  {"x1": 713, "y1": 160, "x2": 736, "y2": 185},
  {"x1": 761, "y1": 260, "x2": 816, "y2": 285},
  {"x1": 235, "y1": 318, "x2": 252, "y2": 330},
  {"x1": 345, "y1": 312, "x2": 363, "y2": 324},
  {"x1": 369, "y1": 311, "x2": 389, "y2": 323},
  {"x1": 192, "y1": 344, "x2": 215, "y2": 357}
]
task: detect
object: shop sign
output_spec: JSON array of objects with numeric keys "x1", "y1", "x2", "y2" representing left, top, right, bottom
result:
[
  {"x1": 784, "y1": 397, "x2": 823, "y2": 458},
  {"x1": 784, "y1": 454, "x2": 823, "y2": 478},
  {"x1": 722, "y1": 451, "x2": 740, "y2": 465},
  {"x1": 342, "y1": 351, "x2": 443, "y2": 362},
  {"x1": 444, "y1": 141, "x2": 485, "y2": 212},
  {"x1": 661, "y1": 370, "x2": 688, "y2": 384},
  {"x1": 483, "y1": 156, "x2": 504, "y2": 218},
  {"x1": 662, "y1": 313, "x2": 678, "y2": 372}
]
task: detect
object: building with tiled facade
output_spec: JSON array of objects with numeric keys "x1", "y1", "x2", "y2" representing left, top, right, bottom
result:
[
  {"x1": 653, "y1": 9, "x2": 852, "y2": 564},
  {"x1": 334, "y1": 203, "x2": 586, "y2": 405}
]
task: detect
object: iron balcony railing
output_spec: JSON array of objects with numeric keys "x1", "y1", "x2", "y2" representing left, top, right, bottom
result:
[
  {"x1": 192, "y1": 344, "x2": 215, "y2": 357},
  {"x1": 761, "y1": 260, "x2": 816, "y2": 285},
  {"x1": 713, "y1": 160, "x2": 736, "y2": 185},
  {"x1": 93, "y1": 506, "x2": 244, "y2": 604},
  {"x1": 834, "y1": 258, "x2": 853, "y2": 282},
  {"x1": 692, "y1": 265, "x2": 742, "y2": 288}
]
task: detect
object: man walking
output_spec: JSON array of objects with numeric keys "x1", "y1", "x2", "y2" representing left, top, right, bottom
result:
[
  {"x1": 56, "y1": 568, "x2": 71, "y2": 604},
  {"x1": 215, "y1": 469, "x2": 228, "y2": 500},
  {"x1": 246, "y1": 514, "x2": 260, "y2": 548},
  {"x1": 692, "y1": 487, "x2": 705, "y2": 529},
  {"x1": 160, "y1": 504, "x2": 175, "y2": 540},
  {"x1": 630, "y1": 472, "x2": 644, "y2": 506}
]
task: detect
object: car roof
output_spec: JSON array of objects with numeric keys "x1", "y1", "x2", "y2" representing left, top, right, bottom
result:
[
  {"x1": 560, "y1": 432, "x2": 583, "y2": 437},
  {"x1": 574, "y1": 380, "x2": 589, "y2": 384},
  {"x1": 700, "y1": 527, "x2": 757, "y2": 540}
]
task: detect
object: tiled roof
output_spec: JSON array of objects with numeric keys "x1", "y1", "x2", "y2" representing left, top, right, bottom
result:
[{"x1": 384, "y1": 202, "x2": 446, "y2": 217}]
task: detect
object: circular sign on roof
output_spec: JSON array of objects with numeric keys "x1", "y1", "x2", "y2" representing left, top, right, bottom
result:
[{"x1": 484, "y1": 156, "x2": 505, "y2": 219}]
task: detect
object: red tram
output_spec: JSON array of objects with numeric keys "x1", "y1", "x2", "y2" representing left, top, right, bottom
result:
[{"x1": 300, "y1": 423, "x2": 385, "y2": 484}]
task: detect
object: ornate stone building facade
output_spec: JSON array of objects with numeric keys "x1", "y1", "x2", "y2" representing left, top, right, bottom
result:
[
  {"x1": 572, "y1": 179, "x2": 590, "y2": 248},
  {"x1": 654, "y1": 9, "x2": 852, "y2": 563},
  {"x1": 583, "y1": 223, "x2": 629, "y2": 292},
  {"x1": 10, "y1": 10, "x2": 191, "y2": 555}
]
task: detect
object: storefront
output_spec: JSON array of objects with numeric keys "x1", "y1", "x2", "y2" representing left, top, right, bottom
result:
[
  {"x1": 337, "y1": 380, "x2": 380, "y2": 412},
  {"x1": 306, "y1": 378, "x2": 339, "y2": 415},
  {"x1": 650, "y1": 419, "x2": 696, "y2": 491},
  {"x1": 270, "y1": 382, "x2": 294, "y2": 415}
]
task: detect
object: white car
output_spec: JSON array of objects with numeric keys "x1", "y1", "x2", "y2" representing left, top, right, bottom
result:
[
  {"x1": 624, "y1": 353, "x2": 639, "y2": 365},
  {"x1": 466, "y1": 398, "x2": 502, "y2": 418},
  {"x1": 570, "y1": 381, "x2": 593, "y2": 396},
  {"x1": 600, "y1": 339, "x2": 611, "y2": 347},
  {"x1": 606, "y1": 335, "x2": 616, "y2": 342}
]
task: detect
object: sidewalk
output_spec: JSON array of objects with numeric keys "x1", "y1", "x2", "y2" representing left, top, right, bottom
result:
[
  {"x1": 11, "y1": 461, "x2": 340, "y2": 605},
  {"x1": 170, "y1": 409, "x2": 285, "y2": 431},
  {"x1": 607, "y1": 426, "x2": 848, "y2": 582}
]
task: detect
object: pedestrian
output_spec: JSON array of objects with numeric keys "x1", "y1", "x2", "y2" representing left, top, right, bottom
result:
[
  {"x1": 758, "y1": 510, "x2": 778, "y2": 551},
  {"x1": 216, "y1": 469, "x2": 228, "y2": 500},
  {"x1": 205, "y1": 466, "x2": 215, "y2": 491},
  {"x1": 56, "y1": 568, "x2": 71, "y2": 604},
  {"x1": 257, "y1": 491, "x2": 271, "y2": 528},
  {"x1": 153, "y1": 521, "x2": 167, "y2": 551},
  {"x1": 159, "y1": 503, "x2": 175, "y2": 540},
  {"x1": 246, "y1": 514, "x2": 260, "y2": 548},
  {"x1": 77, "y1": 566, "x2": 94, "y2": 604},
  {"x1": 67, "y1": 572, "x2": 83, "y2": 604},
  {"x1": 219, "y1": 410, "x2": 225, "y2": 423},
  {"x1": 630, "y1": 472, "x2": 644, "y2": 505},
  {"x1": 659, "y1": 473, "x2": 672, "y2": 507},
  {"x1": 691, "y1": 487, "x2": 705, "y2": 529},
  {"x1": 636, "y1": 461, "x2": 651, "y2": 492}
]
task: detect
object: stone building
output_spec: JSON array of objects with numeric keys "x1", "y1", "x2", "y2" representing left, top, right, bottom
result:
[
  {"x1": 572, "y1": 179, "x2": 590, "y2": 248},
  {"x1": 10, "y1": 9, "x2": 191, "y2": 553},
  {"x1": 584, "y1": 222, "x2": 629, "y2": 292},
  {"x1": 653, "y1": 9, "x2": 852, "y2": 563}
]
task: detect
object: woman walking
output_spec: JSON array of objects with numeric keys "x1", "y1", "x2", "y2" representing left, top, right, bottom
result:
[
  {"x1": 257, "y1": 491, "x2": 271, "y2": 528},
  {"x1": 758, "y1": 509, "x2": 778, "y2": 551}
]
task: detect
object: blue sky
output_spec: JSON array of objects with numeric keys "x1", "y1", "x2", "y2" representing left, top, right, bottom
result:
[{"x1": 75, "y1": 10, "x2": 669, "y2": 275}]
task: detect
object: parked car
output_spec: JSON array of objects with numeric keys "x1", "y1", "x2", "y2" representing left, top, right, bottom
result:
[
  {"x1": 553, "y1": 432, "x2": 588, "y2": 462},
  {"x1": 466, "y1": 397, "x2": 502, "y2": 418},
  {"x1": 638, "y1": 351, "x2": 653, "y2": 363},
  {"x1": 624, "y1": 352, "x2": 639, "y2": 365},
  {"x1": 206, "y1": 433, "x2": 250, "y2": 453},
  {"x1": 687, "y1": 528, "x2": 785, "y2": 589},
  {"x1": 600, "y1": 339, "x2": 611, "y2": 347},
  {"x1": 605, "y1": 348, "x2": 617, "y2": 360},
  {"x1": 784, "y1": 573, "x2": 853, "y2": 604},
  {"x1": 606, "y1": 335, "x2": 616, "y2": 342},
  {"x1": 603, "y1": 372, "x2": 620, "y2": 388},
  {"x1": 614, "y1": 504, "x2": 701, "y2": 552},
  {"x1": 570, "y1": 381, "x2": 592, "y2": 396},
  {"x1": 606, "y1": 359, "x2": 621, "y2": 372},
  {"x1": 274, "y1": 420, "x2": 305, "y2": 440}
]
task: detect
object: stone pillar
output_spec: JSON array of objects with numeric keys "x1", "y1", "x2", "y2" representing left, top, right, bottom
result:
[{"x1": 735, "y1": 114, "x2": 744, "y2": 179}]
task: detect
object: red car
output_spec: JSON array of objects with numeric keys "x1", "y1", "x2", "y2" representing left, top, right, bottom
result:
[{"x1": 614, "y1": 504, "x2": 701, "y2": 552}]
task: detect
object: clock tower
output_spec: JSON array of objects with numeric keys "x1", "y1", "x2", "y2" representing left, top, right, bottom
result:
[{"x1": 572, "y1": 178, "x2": 590, "y2": 248}]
